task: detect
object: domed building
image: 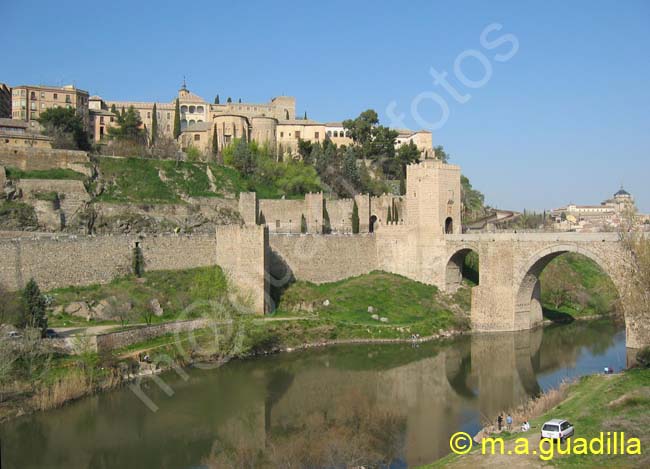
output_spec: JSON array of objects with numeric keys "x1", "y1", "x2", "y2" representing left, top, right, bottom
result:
[{"x1": 551, "y1": 186, "x2": 641, "y2": 231}]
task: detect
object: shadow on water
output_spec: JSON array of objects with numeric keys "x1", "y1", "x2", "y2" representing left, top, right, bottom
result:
[{"x1": 0, "y1": 318, "x2": 625, "y2": 469}]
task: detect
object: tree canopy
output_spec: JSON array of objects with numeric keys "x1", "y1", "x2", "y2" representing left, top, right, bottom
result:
[
  {"x1": 38, "y1": 107, "x2": 91, "y2": 150},
  {"x1": 108, "y1": 106, "x2": 146, "y2": 143}
]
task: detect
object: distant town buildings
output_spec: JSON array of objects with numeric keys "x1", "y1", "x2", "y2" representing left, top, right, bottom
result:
[{"x1": 551, "y1": 187, "x2": 648, "y2": 231}]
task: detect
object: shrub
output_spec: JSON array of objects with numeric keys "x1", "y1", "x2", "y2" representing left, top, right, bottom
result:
[{"x1": 637, "y1": 346, "x2": 650, "y2": 368}]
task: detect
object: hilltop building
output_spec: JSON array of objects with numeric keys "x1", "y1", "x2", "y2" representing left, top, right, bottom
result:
[
  {"x1": 85, "y1": 82, "x2": 432, "y2": 157},
  {"x1": 10, "y1": 84, "x2": 90, "y2": 132},
  {"x1": 0, "y1": 83, "x2": 11, "y2": 118},
  {"x1": 3, "y1": 79, "x2": 434, "y2": 159}
]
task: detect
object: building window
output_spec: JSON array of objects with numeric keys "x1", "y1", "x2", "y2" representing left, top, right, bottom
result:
[
  {"x1": 276, "y1": 220, "x2": 280, "y2": 229},
  {"x1": 110, "y1": 117, "x2": 114, "y2": 122},
  {"x1": 167, "y1": 112, "x2": 171, "y2": 119},
  {"x1": 53, "y1": 93, "x2": 58, "y2": 100},
  {"x1": 41, "y1": 92, "x2": 45, "y2": 98},
  {"x1": 295, "y1": 131, "x2": 300, "y2": 139},
  {"x1": 30, "y1": 102, "x2": 36, "y2": 110},
  {"x1": 189, "y1": 105, "x2": 196, "y2": 113},
  {"x1": 147, "y1": 112, "x2": 151, "y2": 118},
  {"x1": 166, "y1": 124, "x2": 170, "y2": 131},
  {"x1": 30, "y1": 92, "x2": 36, "y2": 100},
  {"x1": 194, "y1": 134, "x2": 200, "y2": 141},
  {"x1": 65, "y1": 95, "x2": 71, "y2": 103},
  {"x1": 327, "y1": 131, "x2": 332, "y2": 137},
  {"x1": 100, "y1": 116, "x2": 104, "y2": 124},
  {"x1": 280, "y1": 132, "x2": 284, "y2": 138},
  {"x1": 333, "y1": 131, "x2": 338, "y2": 137},
  {"x1": 40, "y1": 103, "x2": 45, "y2": 109},
  {"x1": 314, "y1": 132, "x2": 319, "y2": 139}
]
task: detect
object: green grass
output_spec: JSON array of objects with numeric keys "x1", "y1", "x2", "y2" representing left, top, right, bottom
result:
[
  {"x1": 275, "y1": 271, "x2": 467, "y2": 335},
  {"x1": 93, "y1": 156, "x2": 294, "y2": 204},
  {"x1": 423, "y1": 368, "x2": 650, "y2": 468},
  {"x1": 47, "y1": 266, "x2": 229, "y2": 327},
  {"x1": 4, "y1": 167, "x2": 87, "y2": 181}
]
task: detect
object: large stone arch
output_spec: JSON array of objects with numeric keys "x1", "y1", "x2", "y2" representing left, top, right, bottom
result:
[
  {"x1": 445, "y1": 244, "x2": 479, "y2": 293},
  {"x1": 513, "y1": 243, "x2": 624, "y2": 333}
]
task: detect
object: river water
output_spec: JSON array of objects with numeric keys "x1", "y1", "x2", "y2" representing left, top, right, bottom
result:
[{"x1": 0, "y1": 319, "x2": 626, "y2": 468}]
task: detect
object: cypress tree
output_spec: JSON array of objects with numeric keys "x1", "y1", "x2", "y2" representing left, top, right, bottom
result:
[
  {"x1": 387, "y1": 206, "x2": 393, "y2": 223},
  {"x1": 110, "y1": 103, "x2": 117, "y2": 114},
  {"x1": 21, "y1": 278, "x2": 48, "y2": 334},
  {"x1": 285, "y1": 109, "x2": 289, "y2": 120},
  {"x1": 227, "y1": 97, "x2": 232, "y2": 103},
  {"x1": 352, "y1": 201, "x2": 360, "y2": 234},
  {"x1": 301, "y1": 214, "x2": 307, "y2": 234},
  {"x1": 258, "y1": 211, "x2": 266, "y2": 225},
  {"x1": 399, "y1": 170, "x2": 406, "y2": 196},
  {"x1": 132, "y1": 243, "x2": 145, "y2": 277},
  {"x1": 173, "y1": 98, "x2": 181, "y2": 139},
  {"x1": 214, "y1": 94, "x2": 220, "y2": 104},
  {"x1": 151, "y1": 103, "x2": 158, "y2": 145},
  {"x1": 238, "y1": 98, "x2": 242, "y2": 103},
  {"x1": 211, "y1": 125, "x2": 219, "y2": 158},
  {"x1": 303, "y1": 111, "x2": 307, "y2": 120},
  {"x1": 393, "y1": 200, "x2": 399, "y2": 222},
  {"x1": 121, "y1": 106, "x2": 125, "y2": 117},
  {"x1": 323, "y1": 203, "x2": 331, "y2": 234}
]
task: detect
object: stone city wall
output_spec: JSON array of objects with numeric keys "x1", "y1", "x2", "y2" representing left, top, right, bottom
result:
[
  {"x1": 269, "y1": 233, "x2": 378, "y2": 284},
  {"x1": 0, "y1": 233, "x2": 217, "y2": 292},
  {"x1": 0, "y1": 146, "x2": 90, "y2": 174},
  {"x1": 325, "y1": 199, "x2": 354, "y2": 233},
  {"x1": 259, "y1": 199, "x2": 307, "y2": 234}
]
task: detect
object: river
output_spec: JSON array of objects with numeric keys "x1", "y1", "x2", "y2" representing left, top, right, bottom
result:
[{"x1": 0, "y1": 319, "x2": 626, "y2": 468}]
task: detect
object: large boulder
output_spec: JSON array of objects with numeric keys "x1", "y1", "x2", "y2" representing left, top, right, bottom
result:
[
  {"x1": 64, "y1": 301, "x2": 91, "y2": 319},
  {"x1": 149, "y1": 298, "x2": 164, "y2": 317}
]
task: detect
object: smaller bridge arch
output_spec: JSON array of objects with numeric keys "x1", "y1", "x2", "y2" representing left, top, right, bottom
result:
[{"x1": 445, "y1": 245, "x2": 480, "y2": 293}]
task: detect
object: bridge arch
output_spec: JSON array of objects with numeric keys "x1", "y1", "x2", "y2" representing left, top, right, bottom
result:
[
  {"x1": 445, "y1": 245, "x2": 479, "y2": 293},
  {"x1": 514, "y1": 244, "x2": 622, "y2": 331}
]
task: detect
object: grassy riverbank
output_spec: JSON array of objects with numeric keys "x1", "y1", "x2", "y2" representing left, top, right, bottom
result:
[
  {"x1": 0, "y1": 269, "x2": 471, "y2": 422},
  {"x1": 423, "y1": 367, "x2": 650, "y2": 468}
]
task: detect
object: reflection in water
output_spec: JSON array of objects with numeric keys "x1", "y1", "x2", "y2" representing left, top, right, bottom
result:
[{"x1": 0, "y1": 320, "x2": 624, "y2": 468}]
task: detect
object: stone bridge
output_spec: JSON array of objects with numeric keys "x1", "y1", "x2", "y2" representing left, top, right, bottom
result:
[{"x1": 441, "y1": 232, "x2": 647, "y2": 348}]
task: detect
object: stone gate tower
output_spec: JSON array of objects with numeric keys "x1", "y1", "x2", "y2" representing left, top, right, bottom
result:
[{"x1": 406, "y1": 159, "x2": 462, "y2": 235}]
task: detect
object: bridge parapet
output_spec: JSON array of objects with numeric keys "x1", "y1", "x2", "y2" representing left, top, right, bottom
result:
[{"x1": 446, "y1": 232, "x2": 621, "y2": 242}]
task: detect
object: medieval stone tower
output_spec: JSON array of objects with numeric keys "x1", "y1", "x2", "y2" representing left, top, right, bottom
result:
[{"x1": 406, "y1": 158, "x2": 462, "y2": 235}]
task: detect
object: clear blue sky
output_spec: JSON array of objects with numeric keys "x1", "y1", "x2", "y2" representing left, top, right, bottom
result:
[{"x1": 3, "y1": 0, "x2": 649, "y2": 212}]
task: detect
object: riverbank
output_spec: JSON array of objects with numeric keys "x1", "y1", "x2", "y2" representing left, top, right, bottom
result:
[
  {"x1": 422, "y1": 366, "x2": 650, "y2": 468},
  {"x1": 0, "y1": 310, "x2": 469, "y2": 424}
]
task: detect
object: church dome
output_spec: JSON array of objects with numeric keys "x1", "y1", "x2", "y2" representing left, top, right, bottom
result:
[{"x1": 614, "y1": 187, "x2": 631, "y2": 197}]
